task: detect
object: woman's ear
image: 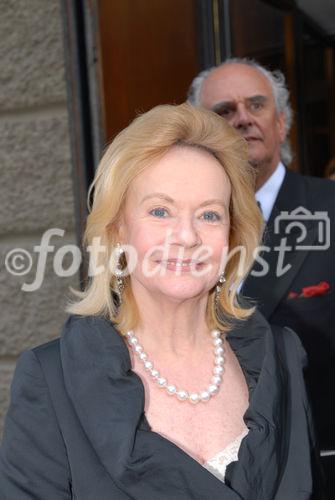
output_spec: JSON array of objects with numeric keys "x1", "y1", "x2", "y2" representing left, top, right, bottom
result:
[{"x1": 108, "y1": 215, "x2": 126, "y2": 244}]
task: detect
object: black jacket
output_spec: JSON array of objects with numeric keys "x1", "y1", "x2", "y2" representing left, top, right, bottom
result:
[
  {"x1": 0, "y1": 313, "x2": 324, "y2": 499},
  {"x1": 242, "y1": 170, "x2": 335, "y2": 476}
]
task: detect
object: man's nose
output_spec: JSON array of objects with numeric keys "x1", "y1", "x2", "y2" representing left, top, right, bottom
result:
[{"x1": 232, "y1": 104, "x2": 252, "y2": 129}]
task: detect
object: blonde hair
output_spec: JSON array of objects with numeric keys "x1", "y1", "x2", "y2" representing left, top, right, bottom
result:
[{"x1": 67, "y1": 103, "x2": 263, "y2": 333}]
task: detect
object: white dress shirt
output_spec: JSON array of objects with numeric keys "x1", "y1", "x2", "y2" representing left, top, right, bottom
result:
[
  {"x1": 255, "y1": 162, "x2": 286, "y2": 222},
  {"x1": 237, "y1": 163, "x2": 286, "y2": 293}
]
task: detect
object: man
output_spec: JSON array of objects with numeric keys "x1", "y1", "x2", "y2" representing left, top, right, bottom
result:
[{"x1": 188, "y1": 59, "x2": 335, "y2": 496}]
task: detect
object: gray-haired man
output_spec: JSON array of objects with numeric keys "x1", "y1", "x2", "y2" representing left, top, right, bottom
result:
[{"x1": 188, "y1": 59, "x2": 335, "y2": 497}]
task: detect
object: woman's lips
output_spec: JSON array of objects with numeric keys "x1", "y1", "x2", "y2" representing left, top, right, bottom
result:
[{"x1": 156, "y1": 259, "x2": 206, "y2": 272}]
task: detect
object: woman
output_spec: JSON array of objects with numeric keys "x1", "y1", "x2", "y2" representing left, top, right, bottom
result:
[{"x1": 0, "y1": 104, "x2": 323, "y2": 499}]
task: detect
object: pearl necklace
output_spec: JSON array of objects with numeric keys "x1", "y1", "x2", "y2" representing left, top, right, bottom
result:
[{"x1": 125, "y1": 329, "x2": 225, "y2": 404}]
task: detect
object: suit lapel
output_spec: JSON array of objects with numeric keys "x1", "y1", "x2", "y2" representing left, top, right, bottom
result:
[{"x1": 243, "y1": 170, "x2": 319, "y2": 319}]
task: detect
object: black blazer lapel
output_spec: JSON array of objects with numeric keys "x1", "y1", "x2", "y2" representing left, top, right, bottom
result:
[
  {"x1": 243, "y1": 170, "x2": 320, "y2": 319},
  {"x1": 60, "y1": 316, "x2": 242, "y2": 500},
  {"x1": 58, "y1": 314, "x2": 294, "y2": 500}
]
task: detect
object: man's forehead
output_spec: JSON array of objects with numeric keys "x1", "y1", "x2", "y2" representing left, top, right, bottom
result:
[{"x1": 201, "y1": 64, "x2": 274, "y2": 105}]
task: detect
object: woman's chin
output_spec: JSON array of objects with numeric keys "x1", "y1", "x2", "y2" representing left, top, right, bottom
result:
[
  {"x1": 147, "y1": 280, "x2": 211, "y2": 303},
  {"x1": 130, "y1": 271, "x2": 216, "y2": 304}
]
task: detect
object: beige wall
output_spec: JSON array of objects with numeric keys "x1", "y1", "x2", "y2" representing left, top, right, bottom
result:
[{"x1": 0, "y1": 0, "x2": 79, "y2": 436}]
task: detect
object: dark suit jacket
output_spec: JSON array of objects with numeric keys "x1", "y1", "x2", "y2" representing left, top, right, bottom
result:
[
  {"x1": 242, "y1": 170, "x2": 335, "y2": 483},
  {"x1": 0, "y1": 313, "x2": 324, "y2": 499}
]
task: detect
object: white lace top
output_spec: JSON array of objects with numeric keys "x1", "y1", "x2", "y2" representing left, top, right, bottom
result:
[{"x1": 202, "y1": 429, "x2": 249, "y2": 483}]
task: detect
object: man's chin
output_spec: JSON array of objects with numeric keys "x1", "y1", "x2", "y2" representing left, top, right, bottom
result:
[
  {"x1": 248, "y1": 158, "x2": 262, "y2": 169},
  {"x1": 248, "y1": 151, "x2": 271, "y2": 170},
  {"x1": 249, "y1": 157, "x2": 279, "y2": 189}
]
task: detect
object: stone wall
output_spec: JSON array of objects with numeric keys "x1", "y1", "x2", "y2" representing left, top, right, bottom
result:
[{"x1": 0, "y1": 0, "x2": 79, "y2": 436}]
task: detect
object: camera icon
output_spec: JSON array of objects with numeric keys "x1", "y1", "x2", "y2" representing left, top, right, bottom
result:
[{"x1": 274, "y1": 206, "x2": 330, "y2": 250}]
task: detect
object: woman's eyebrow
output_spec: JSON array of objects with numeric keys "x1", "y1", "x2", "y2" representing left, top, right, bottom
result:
[
  {"x1": 140, "y1": 193, "x2": 175, "y2": 205},
  {"x1": 198, "y1": 199, "x2": 227, "y2": 208},
  {"x1": 140, "y1": 195, "x2": 228, "y2": 208}
]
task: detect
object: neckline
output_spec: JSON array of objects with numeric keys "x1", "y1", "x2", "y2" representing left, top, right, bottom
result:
[
  {"x1": 136, "y1": 337, "x2": 250, "y2": 467},
  {"x1": 60, "y1": 312, "x2": 284, "y2": 499},
  {"x1": 204, "y1": 429, "x2": 249, "y2": 465}
]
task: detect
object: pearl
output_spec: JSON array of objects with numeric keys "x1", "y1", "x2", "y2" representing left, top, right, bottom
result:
[
  {"x1": 177, "y1": 390, "x2": 189, "y2": 401},
  {"x1": 212, "y1": 375, "x2": 222, "y2": 385},
  {"x1": 157, "y1": 377, "x2": 167, "y2": 387},
  {"x1": 189, "y1": 393, "x2": 200, "y2": 404},
  {"x1": 126, "y1": 329, "x2": 226, "y2": 405},
  {"x1": 208, "y1": 384, "x2": 219, "y2": 395},
  {"x1": 211, "y1": 330, "x2": 221, "y2": 338},
  {"x1": 200, "y1": 390, "x2": 210, "y2": 402},
  {"x1": 215, "y1": 356, "x2": 224, "y2": 365}
]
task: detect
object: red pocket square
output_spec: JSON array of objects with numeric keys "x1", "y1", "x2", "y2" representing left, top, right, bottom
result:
[{"x1": 288, "y1": 281, "x2": 330, "y2": 299}]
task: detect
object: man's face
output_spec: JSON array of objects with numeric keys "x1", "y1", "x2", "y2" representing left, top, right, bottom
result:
[{"x1": 200, "y1": 63, "x2": 286, "y2": 189}]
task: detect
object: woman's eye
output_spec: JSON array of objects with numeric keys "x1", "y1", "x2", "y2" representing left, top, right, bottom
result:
[
  {"x1": 149, "y1": 207, "x2": 168, "y2": 218},
  {"x1": 201, "y1": 211, "x2": 221, "y2": 222}
]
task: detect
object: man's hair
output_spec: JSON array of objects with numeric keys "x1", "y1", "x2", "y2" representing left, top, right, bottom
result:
[{"x1": 187, "y1": 57, "x2": 293, "y2": 166}]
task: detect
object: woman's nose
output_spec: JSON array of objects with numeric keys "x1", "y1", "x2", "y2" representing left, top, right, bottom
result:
[{"x1": 171, "y1": 217, "x2": 201, "y2": 248}]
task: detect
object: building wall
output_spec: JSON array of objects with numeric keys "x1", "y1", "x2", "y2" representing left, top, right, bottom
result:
[{"x1": 0, "y1": 0, "x2": 79, "y2": 436}]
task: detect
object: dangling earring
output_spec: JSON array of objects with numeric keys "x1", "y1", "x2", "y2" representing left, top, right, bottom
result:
[
  {"x1": 215, "y1": 273, "x2": 226, "y2": 305},
  {"x1": 114, "y1": 243, "x2": 125, "y2": 306}
]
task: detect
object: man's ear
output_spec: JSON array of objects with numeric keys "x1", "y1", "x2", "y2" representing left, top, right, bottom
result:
[{"x1": 277, "y1": 111, "x2": 286, "y2": 143}]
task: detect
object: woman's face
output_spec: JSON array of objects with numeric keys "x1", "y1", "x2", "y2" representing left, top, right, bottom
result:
[{"x1": 118, "y1": 145, "x2": 231, "y2": 304}]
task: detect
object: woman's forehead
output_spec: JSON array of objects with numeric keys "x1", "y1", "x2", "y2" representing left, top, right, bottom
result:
[{"x1": 126, "y1": 145, "x2": 231, "y2": 203}]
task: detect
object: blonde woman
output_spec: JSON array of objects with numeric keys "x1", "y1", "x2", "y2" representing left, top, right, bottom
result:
[{"x1": 0, "y1": 104, "x2": 324, "y2": 499}]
